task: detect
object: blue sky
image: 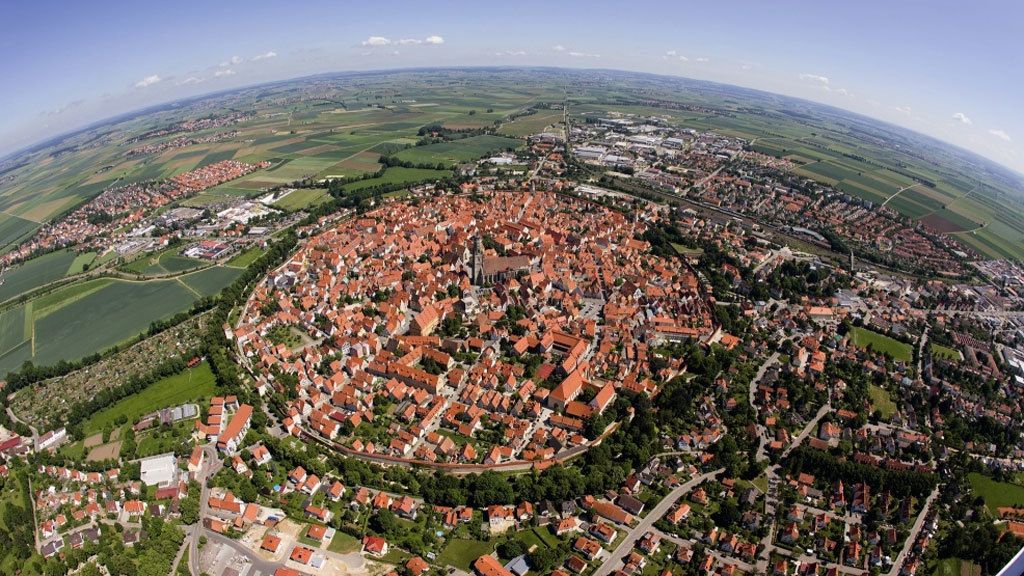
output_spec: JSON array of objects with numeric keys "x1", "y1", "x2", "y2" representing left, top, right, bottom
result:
[{"x1": 1, "y1": 0, "x2": 1021, "y2": 172}]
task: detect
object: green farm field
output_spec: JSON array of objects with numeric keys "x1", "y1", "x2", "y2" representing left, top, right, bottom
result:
[
  {"x1": 498, "y1": 109, "x2": 564, "y2": 137},
  {"x1": 0, "y1": 267, "x2": 240, "y2": 374},
  {"x1": 0, "y1": 249, "x2": 79, "y2": 303},
  {"x1": 273, "y1": 187, "x2": 331, "y2": 211},
  {"x1": 342, "y1": 167, "x2": 453, "y2": 192},
  {"x1": 1, "y1": 69, "x2": 1019, "y2": 262},
  {"x1": 393, "y1": 135, "x2": 522, "y2": 166}
]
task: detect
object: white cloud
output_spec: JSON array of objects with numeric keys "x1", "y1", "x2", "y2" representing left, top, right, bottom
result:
[
  {"x1": 553, "y1": 45, "x2": 566, "y2": 52},
  {"x1": 362, "y1": 35, "x2": 443, "y2": 47},
  {"x1": 798, "y1": 73, "x2": 830, "y2": 86},
  {"x1": 568, "y1": 51, "x2": 600, "y2": 58},
  {"x1": 494, "y1": 50, "x2": 527, "y2": 57},
  {"x1": 251, "y1": 51, "x2": 277, "y2": 61},
  {"x1": 134, "y1": 75, "x2": 161, "y2": 88},
  {"x1": 176, "y1": 76, "x2": 203, "y2": 86},
  {"x1": 952, "y1": 112, "x2": 972, "y2": 125},
  {"x1": 895, "y1": 106, "x2": 913, "y2": 114},
  {"x1": 663, "y1": 50, "x2": 689, "y2": 62},
  {"x1": 988, "y1": 129, "x2": 1012, "y2": 142},
  {"x1": 214, "y1": 69, "x2": 236, "y2": 78},
  {"x1": 694, "y1": 57, "x2": 709, "y2": 63},
  {"x1": 220, "y1": 55, "x2": 242, "y2": 67}
]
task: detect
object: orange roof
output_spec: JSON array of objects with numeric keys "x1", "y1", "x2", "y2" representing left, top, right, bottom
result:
[
  {"x1": 290, "y1": 545, "x2": 314, "y2": 564},
  {"x1": 473, "y1": 555, "x2": 514, "y2": 576},
  {"x1": 221, "y1": 404, "x2": 253, "y2": 444},
  {"x1": 262, "y1": 534, "x2": 282, "y2": 552}
]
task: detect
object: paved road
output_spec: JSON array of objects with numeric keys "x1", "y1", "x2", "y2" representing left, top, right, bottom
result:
[
  {"x1": 5, "y1": 407, "x2": 38, "y2": 440},
  {"x1": 592, "y1": 468, "x2": 724, "y2": 576},
  {"x1": 203, "y1": 529, "x2": 284, "y2": 575},
  {"x1": 748, "y1": 352, "x2": 780, "y2": 463},
  {"x1": 781, "y1": 402, "x2": 832, "y2": 459},
  {"x1": 180, "y1": 444, "x2": 223, "y2": 576},
  {"x1": 886, "y1": 487, "x2": 939, "y2": 576}
]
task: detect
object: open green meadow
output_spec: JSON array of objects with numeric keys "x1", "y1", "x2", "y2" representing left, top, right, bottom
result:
[
  {"x1": 435, "y1": 539, "x2": 496, "y2": 571},
  {"x1": 968, "y1": 473, "x2": 1024, "y2": 514},
  {"x1": 868, "y1": 384, "x2": 897, "y2": 418},
  {"x1": 932, "y1": 558, "x2": 980, "y2": 576},
  {"x1": 930, "y1": 343, "x2": 961, "y2": 361},
  {"x1": 66, "y1": 251, "x2": 97, "y2": 275},
  {"x1": 180, "y1": 266, "x2": 243, "y2": 296},
  {"x1": 85, "y1": 361, "x2": 216, "y2": 434},
  {"x1": 848, "y1": 327, "x2": 913, "y2": 362},
  {"x1": 226, "y1": 246, "x2": 267, "y2": 269},
  {"x1": 498, "y1": 109, "x2": 564, "y2": 137}
]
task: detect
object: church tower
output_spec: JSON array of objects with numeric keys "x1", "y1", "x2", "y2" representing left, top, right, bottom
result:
[{"x1": 471, "y1": 236, "x2": 485, "y2": 285}]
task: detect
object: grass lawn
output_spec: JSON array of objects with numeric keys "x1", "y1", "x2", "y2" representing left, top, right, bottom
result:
[
  {"x1": 671, "y1": 243, "x2": 704, "y2": 257},
  {"x1": 848, "y1": 327, "x2": 913, "y2": 362},
  {"x1": 930, "y1": 343, "x2": 961, "y2": 361},
  {"x1": 868, "y1": 384, "x2": 897, "y2": 419},
  {"x1": 327, "y1": 531, "x2": 361, "y2": 554},
  {"x1": 968, "y1": 473, "x2": 1024, "y2": 514},
  {"x1": 84, "y1": 361, "x2": 216, "y2": 433},
  {"x1": 436, "y1": 538, "x2": 495, "y2": 570},
  {"x1": 752, "y1": 474, "x2": 769, "y2": 493},
  {"x1": 226, "y1": 247, "x2": 267, "y2": 269},
  {"x1": 933, "y1": 557, "x2": 979, "y2": 576},
  {"x1": 515, "y1": 526, "x2": 561, "y2": 552},
  {"x1": 66, "y1": 252, "x2": 97, "y2": 275},
  {"x1": 136, "y1": 420, "x2": 194, "y2": 458}
]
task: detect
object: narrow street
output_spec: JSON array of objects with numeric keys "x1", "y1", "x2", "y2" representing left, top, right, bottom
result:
[{"x1": 591, "y1": 468, "x2": 724, "y2": 576}]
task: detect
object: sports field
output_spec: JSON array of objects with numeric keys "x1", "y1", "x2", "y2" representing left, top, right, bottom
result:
[
  {"x1": 848, "y1": 327, "x2": 913, "y2": 362},
  {"x1": 84, "y1": 361, "x2": 216, "y2": 434},
  {"x1": 122, "y1": 248, "x2": 205, "y2": 275}
]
